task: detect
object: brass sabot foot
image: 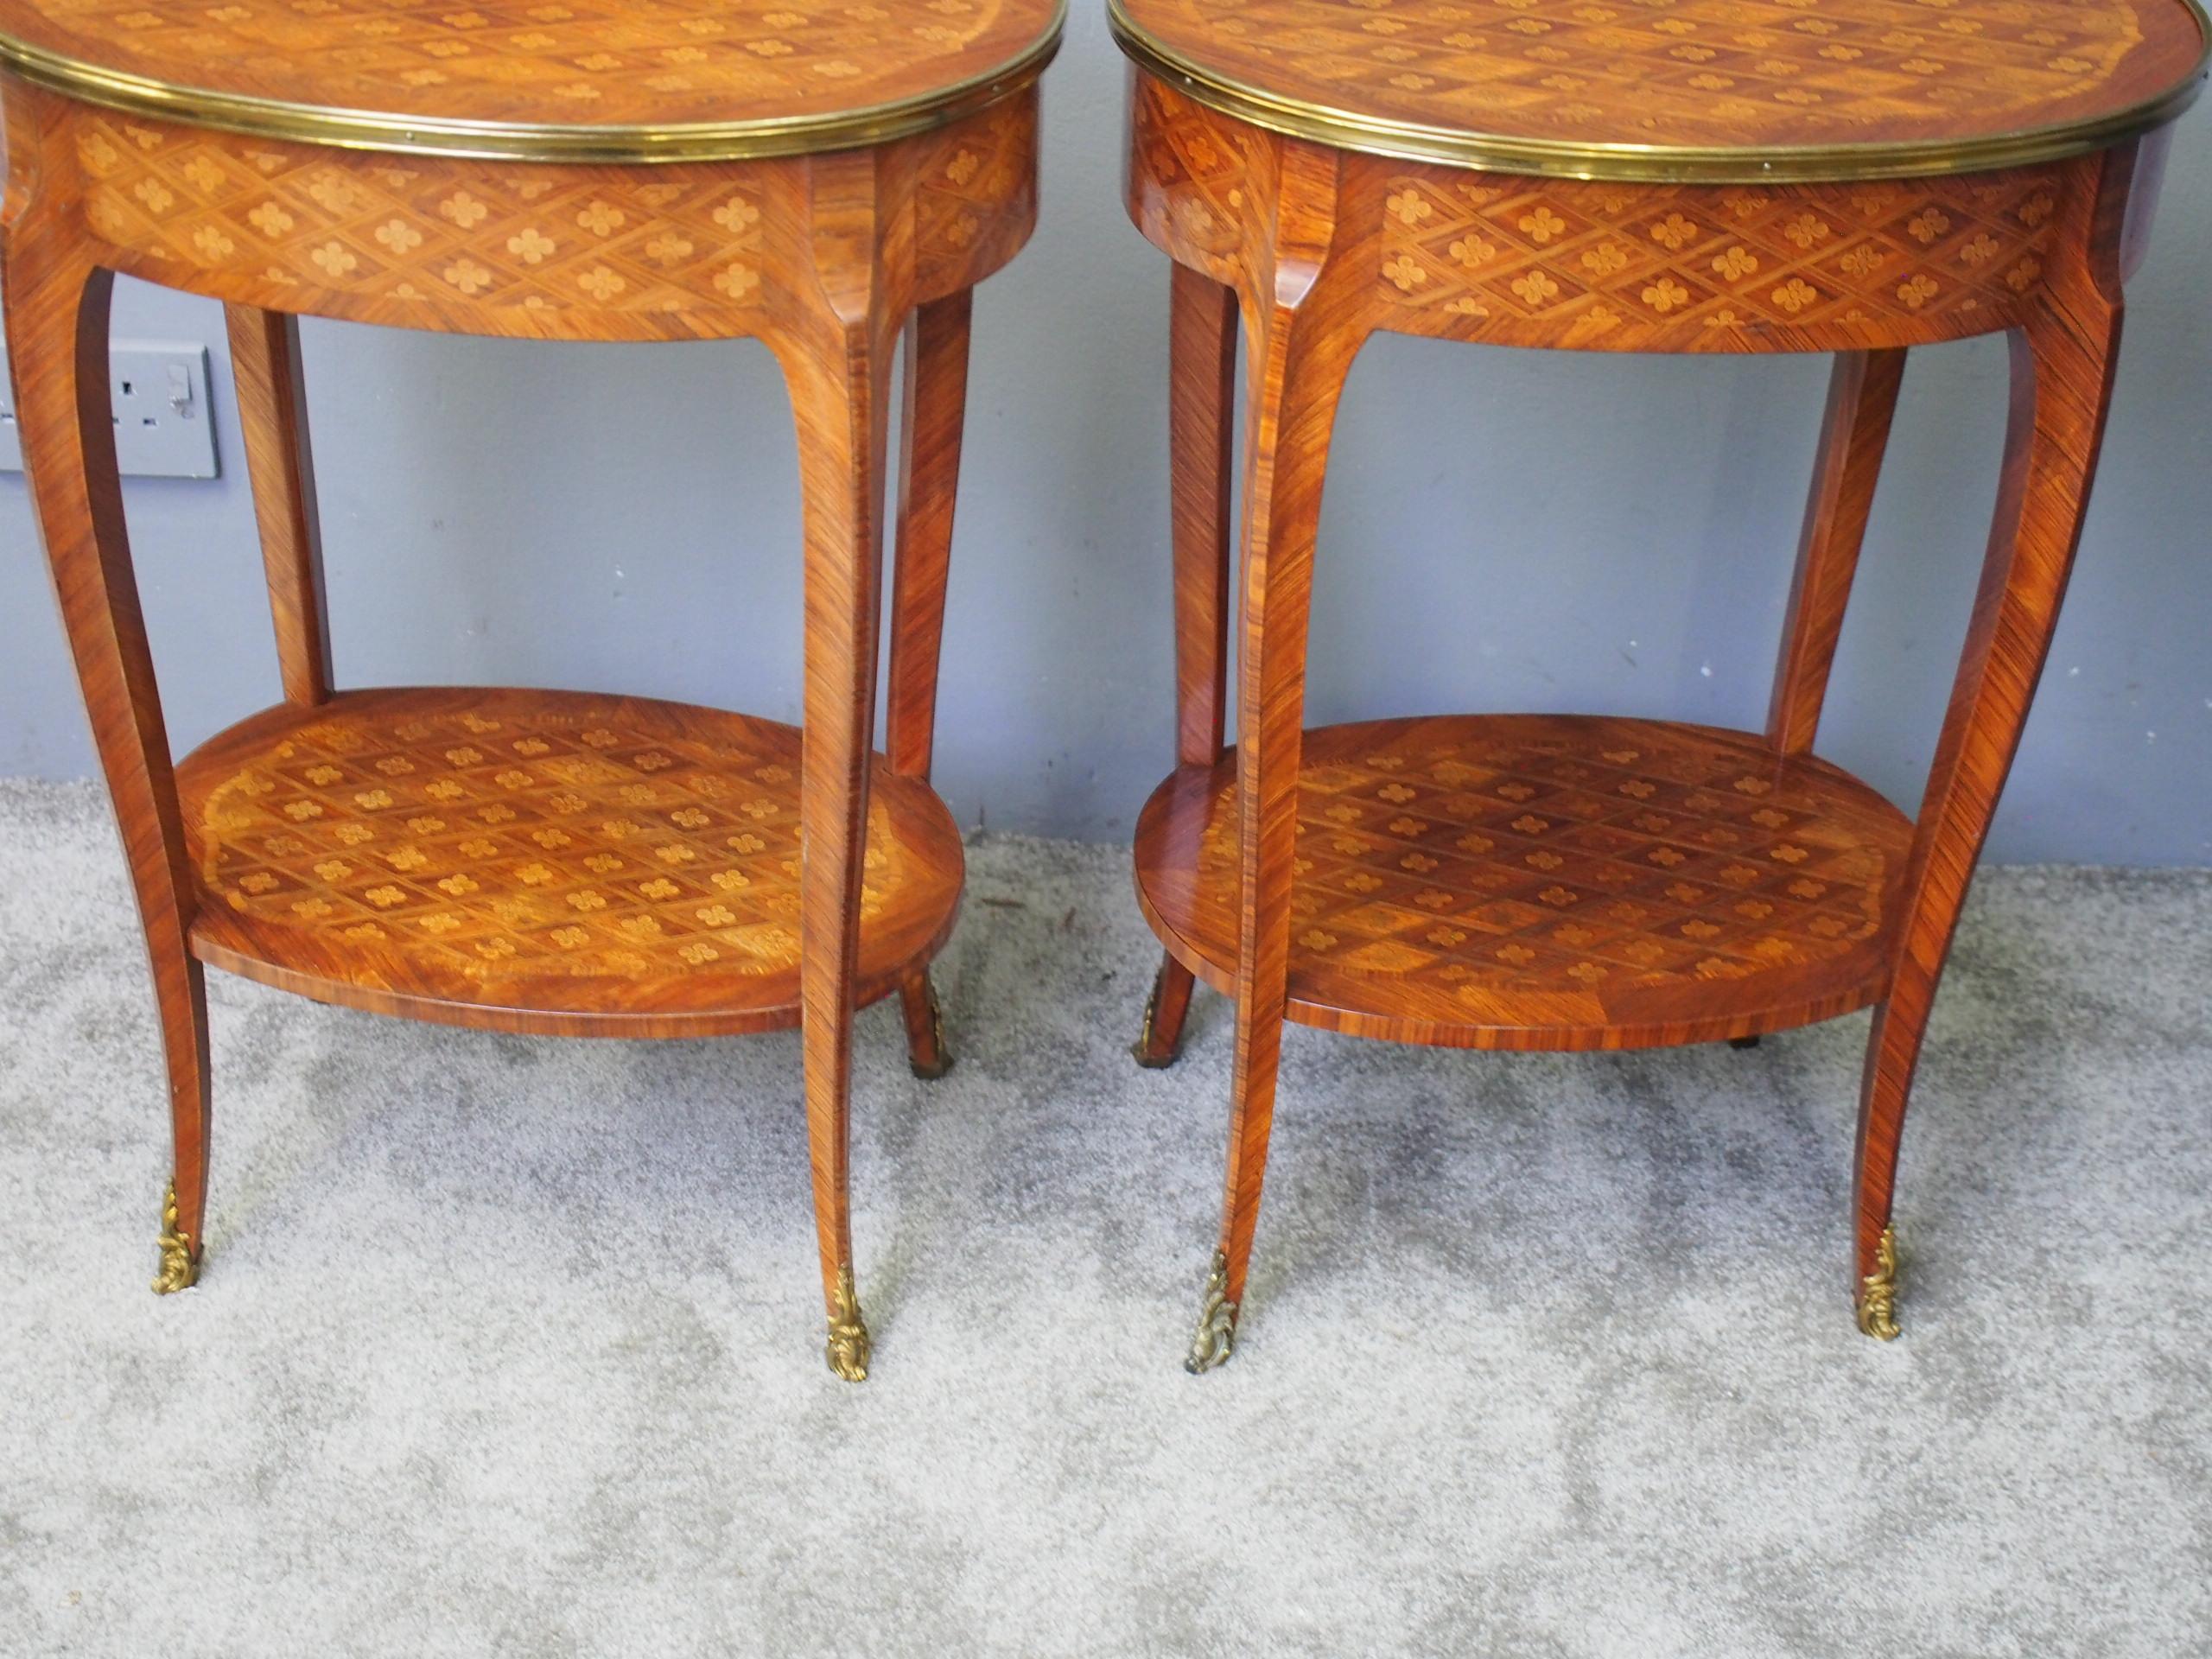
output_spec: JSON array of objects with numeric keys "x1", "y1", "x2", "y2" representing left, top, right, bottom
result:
[
  {"x1": 909, "y1": 984, "x2": 954, "y2": 1081},
  {"x1": 825, "y1": 1265, "x2": 872, "y2": 1382},
  {"x1": 1856, "y1": 1225, "x2": 1900, "y2": 1341},
  {"x1": 152, "y1": 1181, "x2": 200, "y2": 1294},
  {"x1": 1185, "y1": 1250, "x2": 1237, "y2": 1374},
  {"x1": 1132, "y1": 970, "x2": 1179, "y2": 1070}
]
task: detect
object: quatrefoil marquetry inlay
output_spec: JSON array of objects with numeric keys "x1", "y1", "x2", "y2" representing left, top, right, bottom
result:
[{"x1": 1371, "y1": 166, "x2": 2063, "y2": 343}]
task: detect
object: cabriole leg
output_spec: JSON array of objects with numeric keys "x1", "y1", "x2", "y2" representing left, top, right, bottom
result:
[
  {"x1": 1852, "y1": 159, "x2": 2129, "y2": 1339},
  {"x1": 788, "y1": 312, "x2": 890, "y2": 1377},
  {"x1": 226, "y1": 304, "x2": 332, "y2": 707},
  {"x1": 1137, "y1": 264, "x2": 1240, "y2": 1069},
  {"x1": 3, "y1": 234, "x2": 212, "y2": 1293},
  {"x1": 1190, "y1": 149, "x2": 1360, "y2": 1372},
  {"x1": 884, "y1": 289, "x2": 971, "y2": 1084},
  {"x1": 1765, "y1": 348, "x2": 1907, "y2": 757},
  {"x1": 778, "y1": 163, "x2": 899, "y2": 1379}
]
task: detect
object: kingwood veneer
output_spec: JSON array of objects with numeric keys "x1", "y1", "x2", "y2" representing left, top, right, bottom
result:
[
  {"x1": 1113, "y1": 0, "x2": 2207, "y2": 1368},
  {"x1": 0, "y1": 0, "x2": 1064, "y2": 1380}
]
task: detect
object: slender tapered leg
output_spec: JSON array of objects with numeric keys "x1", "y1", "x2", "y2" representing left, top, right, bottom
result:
[
  {"x1": 1765, "y1": 348, "x2": 1907, "y2": 756},
  {"x1": 884, "y1": 289, "x2": 971, "y2": 1082},
  {"x1": 778, "y1": 156, "x2": 899, "y2": 1381},
  {"x1": 1188, "y1": 146, "x2": 1361, "y2": 1372},
  {"x1": 1852, "y1": 155, "x2": 2133, "y2": 1339},
  {"x1": 3, "y1": 231, "x2": 211, "y2": 1292},
  {"x1": 226, "y1": 305, "x2": 332, "y2": 707},
  {"x1": 1136, "y1": 263, "x2": 1241, "y2": 1069}
]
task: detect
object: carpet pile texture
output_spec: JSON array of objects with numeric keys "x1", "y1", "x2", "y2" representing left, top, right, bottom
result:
[{"x1": 2, "y1": 778, "x2": 2207, "y2": 1656}]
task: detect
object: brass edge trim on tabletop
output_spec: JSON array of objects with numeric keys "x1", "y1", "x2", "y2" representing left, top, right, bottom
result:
[
  {"x1": 1109, "y1": 0, "x2": 2209, "y2": 184},
  {"x1": 0, "y1": 3, "x2": 1065, "y2": 165}
]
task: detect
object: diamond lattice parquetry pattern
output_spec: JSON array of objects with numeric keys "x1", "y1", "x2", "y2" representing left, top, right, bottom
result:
[
  {"x1": 178, "y1": 690, "x2": 963, "y2": 1030},
  {"x1": 3, "y1": 0, "x2": 1049, "y2": 131},
  {"x1": 67, "y1": 99, "x2": 1032, "y2": 327},
  {"x1": 1139, "y1": 715, "x2": 1912, "y2": 1045},
  {"x1": 1373, "y1": 165, "x2": 2062, "y2": 340},
  {"x1": 1119, "y1": 0, "x2": 2203, "y2": 152},
  {"x1": 1128, "y1": 73, "x2": 1274, "y2": 270},
  {"x1": 1128, "y1": 74, "x2": 2072, "y2": 352}
]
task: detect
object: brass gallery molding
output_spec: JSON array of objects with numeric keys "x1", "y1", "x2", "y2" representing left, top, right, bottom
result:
[{"x1": 1109, "y1": 0, "x2": 2209, "y2": 186}]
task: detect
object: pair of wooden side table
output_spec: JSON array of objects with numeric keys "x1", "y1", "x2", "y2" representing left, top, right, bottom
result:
[{"x1": 3, "y1": 0, "x2": 2202, "y2": 1379}]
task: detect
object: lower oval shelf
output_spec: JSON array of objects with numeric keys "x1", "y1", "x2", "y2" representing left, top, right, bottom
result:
[
  {"x1": 178, "y1": 686, "x2": 963, "y2": 1037},
  {"x1": 1135, "y1": 714, "x2": 1912, "y2": 1051}
]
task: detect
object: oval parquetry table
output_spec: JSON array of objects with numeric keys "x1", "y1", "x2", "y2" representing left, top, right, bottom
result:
[
  {"x1": 1111, "y1": 0, "x2": 2208, "y2": 1368},
  {"x1": 0, "y1": 0, "x2": 1063, "y2": 1379}
]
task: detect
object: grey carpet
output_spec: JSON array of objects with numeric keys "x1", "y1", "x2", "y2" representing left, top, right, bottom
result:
[{"x1": 1, "y1": 776, "x2": 2207, "y2": 1657}]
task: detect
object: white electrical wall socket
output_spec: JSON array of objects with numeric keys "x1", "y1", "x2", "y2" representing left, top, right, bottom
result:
[{"x1": 0, "y1": 340, "x2": 221, "y2": 479}]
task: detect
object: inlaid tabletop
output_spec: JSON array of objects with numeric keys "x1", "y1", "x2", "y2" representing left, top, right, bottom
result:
[
  {"x1": 0, "y1": 0, "x2": 1065, "y2": 161},
  {"x1": 1113, "y1": 0, "x2": 2207, "y2": 180}
]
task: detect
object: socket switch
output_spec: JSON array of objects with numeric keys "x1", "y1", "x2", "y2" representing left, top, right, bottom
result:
[{"x1": 0, "y1": 340, "x2": 220, "y2": 479}]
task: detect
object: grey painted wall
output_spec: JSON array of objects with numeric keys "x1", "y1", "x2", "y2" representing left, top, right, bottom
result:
[{"x1": 3, "y1": 10, "x2": 2210, "y2": 862}]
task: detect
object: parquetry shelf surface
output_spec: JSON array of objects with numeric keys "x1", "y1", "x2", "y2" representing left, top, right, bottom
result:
[
  {"x1": 176, "y1": 687, "x2": 964, "y2": 1035},
  {"x1": 0, "y1": 0, "x2": 1064, "y2": 153},
  {"x1": 1135, "y1": 715, "x2": 1913, "y2": 1048},
  {"x1": 1113, "y1": 0, "x2": 2207, "y2": 175}
]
